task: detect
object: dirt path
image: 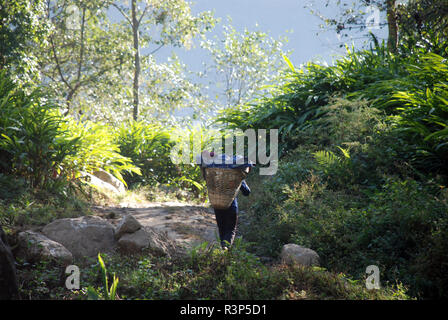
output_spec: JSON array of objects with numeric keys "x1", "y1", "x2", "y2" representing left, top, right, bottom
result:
[{"x1": 93, "y1": 200, "x2": 219, "y2": 253}]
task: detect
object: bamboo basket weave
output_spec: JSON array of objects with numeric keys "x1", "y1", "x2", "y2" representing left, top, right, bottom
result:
[{"x1": 204, "y1": 167, "x2": 247, "y2": 210}]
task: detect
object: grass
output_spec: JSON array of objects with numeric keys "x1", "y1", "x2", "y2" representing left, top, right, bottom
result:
[{"x1": 15, "y1": 240, "x2": 409, "y2": 300}]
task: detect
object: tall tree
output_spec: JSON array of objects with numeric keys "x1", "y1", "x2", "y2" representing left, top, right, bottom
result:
[
  {"x1": 109, "y1": 0, "x2": 215, "y2": 120},
  {"x1": 201, "y1": 20, "x2": 288, "y2": 111},
  {"x1": 40, "y1": 0, "x2": 131, "y2": 115},
  {"x1": 386, "y1": 0, "x2": 398, "y2": 53}
]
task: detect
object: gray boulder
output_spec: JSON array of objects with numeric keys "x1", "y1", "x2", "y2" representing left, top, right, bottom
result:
[
  {"x1": 280, "y1": 244, "x2": 320, "y2": 267},
  {"x1": 93, "y1": 169, "x2": 125, "y2": 194},
  {"x1": 42, "y1": 216, "x2": 116, "y2": 259},
  {"x1": 81, "y1": 172, "x2": 121, "y2": 195},
  {"x1": 16, "y1": 231, "x2": 73, "y2": 265},
  {"x1": 118, "y1": 227, "x2": 174, "y2": 257},
  {"x1": 114, "y1": 214, "x2": 142, "y2": 240}
]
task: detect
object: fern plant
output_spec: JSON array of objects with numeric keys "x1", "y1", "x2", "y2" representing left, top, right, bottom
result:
[{"x1": 313, "y1": 146, "x2": 351, "y2": 175}]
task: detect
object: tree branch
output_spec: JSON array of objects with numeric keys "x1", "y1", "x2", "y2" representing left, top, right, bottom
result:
[
  {"x1": 149, "y1": 43, "x2": 165, "y2": 55},
  {"x1": 111, "y1": 2, "x2": 132, "y2": 25},
  {"x1": 49, "y1": 35, "x2": 73, "y2": 92},
  {"x1": 76, "y1": 6, "x2": 87, "y2": 84},
  {"x1": 138, "y1": 3, "x2": 151, "y2": 26}
]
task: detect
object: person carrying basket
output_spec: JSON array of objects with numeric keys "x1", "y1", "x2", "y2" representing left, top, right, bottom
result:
[{"x1": 198, "y1": 151, "x2": 253, "y2": 249}]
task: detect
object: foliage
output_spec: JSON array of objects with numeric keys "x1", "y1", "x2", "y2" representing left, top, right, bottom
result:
[
  {"x1": 0, "y1": 0, "x2": 51, "y2": 83},
  {"x1": 234, "y1": 79, "x2": 448, "y2": 299},
  {"x1": 99, "y1": 0, "x2": 216, "y2": 121},
  {"x1": 139, "y1": 54, "x2": 213, "y2": 125},
  {"x1": 216, "y1": 42, "x2": 404, "y2": 153},
  {"x1": 60, "y1": 118, "x2": 141, "y2": 187},
  {"x1": 114, "y1": 121, "x2": 177, "y2": 186},
  {"x1": 313, "y1": 146, "x2": 351, "y2": 175},
  {"x1": 385, "y1": 54, "x2": 448, "y2": 174},
  {"x1": 0, "y1": 71, "x2": 139, "y2": 198},
  {"x1": 0, "y1": 72, "x2": 80, "y2": 190},
  {"x1": 240, "y1": 158, "x2": 448, "y2": 299},
  {"x1": 110, "y1": 0, "x2": 216, "y2": 50},
  {"x1": 397, "y1": 0, "x2": 448, "y2": 56},
  {"x1": 37, "y1": 0, "x2": 216, "y2": 122},
  {"x1": 39, "y1": 0, "x2": 133, "y2": 114},
  {"x1": 113, "y1": 121, "x2": 209, "y2": 198},
  {"x1": 0, "y1": 174, "x2": 89, "y2": 229},
  {"x1": 218, "y1": 42, "x2": 448, "y2": 174},
  {"x1": 87, "y1": 254, "x2": 119, "y2": 300},
  {"x1": 201, "y1": 19, "x2": 288, "y2": 110},
  {"x1": 305, "y1": 0, "x2": 401, "y2": 52},
  {"x1": 4, "y1": 0, "x2": 448, "y2": 302},
  {"x1": 305, "y1": 0, "x2": 448, "y2": 54},
  {"x1": 16, "y1": 241, "x2": 409, "y2": 300}
]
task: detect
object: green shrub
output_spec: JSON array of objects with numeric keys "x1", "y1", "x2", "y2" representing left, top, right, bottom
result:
[
  {"x1": 385, "y1": 54, "x2": 448, "y2": 174},
  {"x1": 60, "y1": 118, "x2": 141, "y2": 187},
  {"x1": 240, "y1": 169, "x2": 448, "y2": 299},
  {"x1": 114, "y1": 121, "x2": 178, "y2": 187},
  {"x1": 216, "y1": 42, "x2": 408, "y2": 154},
  {"x1": 0, "y1": 72, "x2": 80, "y2": 191},
  {"x1": 114, "y1": 121, "x2": 210, "y2": 198},
  {"x1": 218, "y1": 44, "x2": 448, "y2": 176}
]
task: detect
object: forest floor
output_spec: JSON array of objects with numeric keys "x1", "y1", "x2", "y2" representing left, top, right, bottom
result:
[{"x1": 13, "y1": 190, "x2": 410, "y2": 300}]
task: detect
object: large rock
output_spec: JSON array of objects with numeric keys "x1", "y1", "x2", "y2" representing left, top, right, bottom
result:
[
  {"x1": 93, "y1": 169, "x2": 125, "y2": 194},
  {"x1": 114, "y1": 214, "x2": 142, "y2": 240},
  {"x1": 0, "y1": 226, "x2": 19, "y2": 300},
  {"x1": 280, "y1": 244, "x2": 320, "y2": 267},
  {"x1": 118, "y1": 227, "x2": 174, "y2": 257},
  {"x1": 42, "y1": 216, "x2": 116, "y2": 259},
  {"x1": 16, "y1": 230, "x2": 73, "y2": 265},
  {"x1": 82, "y1": 172, "x2": 122, "y2": 195}
]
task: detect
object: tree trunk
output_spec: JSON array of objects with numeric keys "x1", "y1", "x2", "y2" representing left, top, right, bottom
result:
[
  {"x1": 0, "y1": 226, "x2": 20, "y2": 300},
  {"x1": 132, "y1": 0, "x2": 140, "y2": 121},
  {"x1": 386, "y1": 0, "x2": 398, "y2": 53}
]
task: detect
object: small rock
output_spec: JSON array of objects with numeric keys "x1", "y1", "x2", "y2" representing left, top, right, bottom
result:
[
  {"x1": 114, "y1": 215, "x2": 142, "y2": 240},
  {"x1": 280, "y1": 244, "x2": 320, "y2": 267},
  {"x1": 118, "y1": 227, "x2": 174, "y2": 257},
  {"x1": 16, "y1": 231, "x2": 73, "y2": 265},
  {"x1": 42, "y1": 216, "x2": 115, "y2": 259},
  {"x1": 117, "y1": 229, "x2": 149, "y2": 253}
]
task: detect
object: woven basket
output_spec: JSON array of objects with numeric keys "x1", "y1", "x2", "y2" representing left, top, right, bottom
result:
[{"x1": 204, "y1": 167, "x2": 247, "y2": 210}]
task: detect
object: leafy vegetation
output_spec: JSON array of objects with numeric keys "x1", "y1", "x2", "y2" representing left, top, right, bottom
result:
[
  {"x1": 16, "y1": 241, "x2": 408, "y2": 300},
  {"x1": 232, "y1": 42, "x2": 448, "y2": 299},
  {"x1": 1, "y1": 0, "x2": 447, "y2": 301}
]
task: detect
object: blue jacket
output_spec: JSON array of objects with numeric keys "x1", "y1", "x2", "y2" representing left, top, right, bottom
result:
[{"x1": 228, "y1": 180, "x2": 251, "y2": 212}]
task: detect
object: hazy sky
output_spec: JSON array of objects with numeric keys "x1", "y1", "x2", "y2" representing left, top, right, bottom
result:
[
  {"x1": 155, "y1": 0, "x2": 388, "y2": 70},
  {"x1": 141, "y1": 0, "x2": 389, "y2": 118}
]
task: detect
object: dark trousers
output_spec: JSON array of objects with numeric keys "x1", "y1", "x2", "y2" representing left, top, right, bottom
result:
[{"x1": 214, "y1": 208, "x2": 238, "y2": 248}]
